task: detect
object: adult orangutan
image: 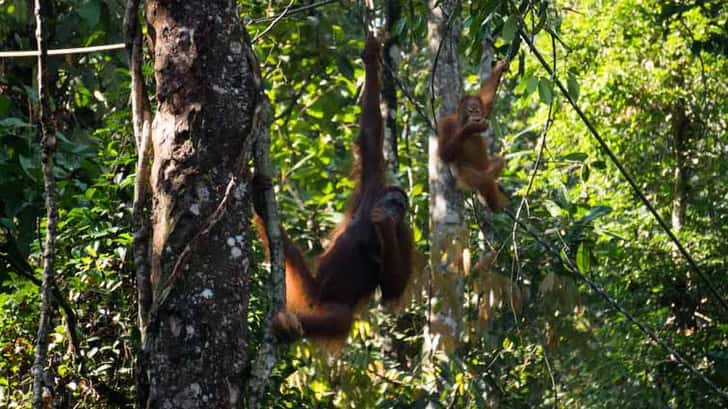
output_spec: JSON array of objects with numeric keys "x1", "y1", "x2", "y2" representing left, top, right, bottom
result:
[{"x1": 253, "y1": 33, "x2": 413, "y2": 344}]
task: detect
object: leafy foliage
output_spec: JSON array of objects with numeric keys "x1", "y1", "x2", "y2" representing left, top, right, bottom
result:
[{"x1": 1, "y1": 0, "x2": 726, "y2": 407}]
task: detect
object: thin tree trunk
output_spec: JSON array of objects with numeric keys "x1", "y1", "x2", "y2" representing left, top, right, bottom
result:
[
  {"x1": 382, "y1": 0, "x2": 401, "y2": 176},
  {"x1": 479, "y1": 34, "x2": 500, "y2": 160},
  {"x1": 31, "y1": 0, "x2": 59, "y2": 407},
  {"x1": 247, "y1": 79, "x2": 285, "y2": 409},
  {"x1": 426, "y1": 0, "x2": 465, "y2": 355},
  {"x1": 669, "y1": 99, "x2": 696, "y2": 329},
  {"x1": 477, "y1": 34, "x2": 498, "y2": 245},
  {"x1": 671, "y1": 101, "x2": 689, "y2": 233},
  {"x1": 141, "y1": 1, "x2": 259, "y2": 406}
]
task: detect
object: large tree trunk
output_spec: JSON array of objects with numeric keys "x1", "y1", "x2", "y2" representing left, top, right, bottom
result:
[
  {"x1": 426, "y1": 0, "x2": 465, "y2": 355},
  {"x1": 140, "y1": 1, "x2": 259, "y2": 407}
]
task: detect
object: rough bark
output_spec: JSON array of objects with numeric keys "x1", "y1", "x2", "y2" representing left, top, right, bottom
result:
[
  {"x1": 426, "y1": 0, "x2": 465, "y2": 355},
  {"x1": 382, "y1": 0, "x2": 401, "y2": 177},
  {"x1": 141, "y1": 1, "x2": 258, "y2": 407},
  {"x1": 31, "y1": 0, "x2": 59, "y2": 407}
]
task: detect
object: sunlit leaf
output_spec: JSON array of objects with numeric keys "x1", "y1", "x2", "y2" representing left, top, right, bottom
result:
[
  {"x1": 578, "y1": 206, "x2": 612, "y2": 225},
  {"x1": 567, "y1": 72, "x2": 580, "y2": 102},
  {"x1": 564, "y1": 152, "x2": 588, "y2": 162},
  {"x1": 538, "y1": 77, "x2": 553, "y2": 104},
  {"x1": 576, "y1": 242, "x2": 591, "y2": 272}
]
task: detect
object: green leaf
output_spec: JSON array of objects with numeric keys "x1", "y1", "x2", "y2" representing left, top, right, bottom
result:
[
  {"x1": 526, "y1": 75, "x2": 539, "y2": 95},
  {"x1": 84, "y1": 188, "x2": 97, "y2": 199},
  {"x1": 0, "y1": 117, "x2": 30, "y2": 127},
  {"x1": 78, "y1": 0, "x2": 101, "y2": 28},
  {"x1": 581, "y1": 163, "x2": 590, "y2": 181},
  {"x1": 543, "y1": 200, "x2": 563, "y2": 218},
  {"x1": 0, "y1": 95, "x2": 10, "y2": 117},
  {"x1": 564, "y1": 152, "x2": 588, "y2": 162},
  {"x1": 578, "y1": 206, "x2": 612, "y2": 225},
  {"x1": 480, "y1": 0, "x2": 501, "y2": 21},
  {"x1": 18, "y1": 155, "x2": 38, "y2": 181},
  {"x1": 413, "y1": 225, "x2": 422, "y2": 242},
  {"x1": 502, "y1": 16, "x2": 517, "y2": 44},
  {"x1": 576, "y1": 242, "x2": 591, "y2": 272},
  {"x1": 567, "y1": 72, "x2": 580, "y2": 102},
  {"x1": 410, "y1": 183, "x2": 424, "y2": 197},
  {"x1": 538, "y1": 77, "x2": 553, "y2": 104}
]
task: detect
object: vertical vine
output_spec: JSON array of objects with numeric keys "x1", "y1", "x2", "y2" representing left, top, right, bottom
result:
[{"x1": 31, "y1": 0, "x2": 59, "y2": 407}]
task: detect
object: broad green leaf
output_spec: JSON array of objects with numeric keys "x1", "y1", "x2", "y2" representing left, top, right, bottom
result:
[
  {"x1": 543, "y1": 200, "x2": 563, "y2": 218},
  {"x1": 502, "y1": 16, "x2": 517, "y2": 44},
  {"x1": 78, "y1": 0, "x2": 101, "y2": 28},
  {"x1": 18, "y1": 155, "x2": 38, "y2": 181},
  {"x1": 564, "y1": 152, "x2": 588, "y2": 162},
  {"x1": 526, "y1": 75, "x2": 539, "y2": 95},
  {"x1": 578, "y1": 206, "x2": 612, "y2": 225},
  {"x1": 410, "y1": 183, "x2": 424, "y2": 197},
  {"x1": 0, "y1": 117, "x2": 30, "y2": 127},
  {"x1": 538, "y1": 77, "x2": 553, "y2": 104},
  {"x1": 567, "y1": 72, "x2": 580, "y2": 102},
  {"x1": 480, "y1": 0, "x2": 501, "y2": 22},
  {"x1": 576, "y1": 242, "x2": 591, "y2": 272}
]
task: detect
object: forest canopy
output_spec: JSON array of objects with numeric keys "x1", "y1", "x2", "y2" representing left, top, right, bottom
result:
[{"x1": 1, "y1": 0, "x2": 727, "y2": 407}]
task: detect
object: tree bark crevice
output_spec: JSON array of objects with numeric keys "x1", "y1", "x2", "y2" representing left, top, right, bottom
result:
[{"x1": 141, "y1": 1, "x2": 260, "y2": 407}]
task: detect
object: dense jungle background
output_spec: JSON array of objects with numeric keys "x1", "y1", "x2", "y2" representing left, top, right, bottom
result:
[{"x1": 1, "y1": 0, "x2": 727, "y2": 407}]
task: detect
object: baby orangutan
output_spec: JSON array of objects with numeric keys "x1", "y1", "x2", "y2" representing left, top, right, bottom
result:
[{"x1": 437, "y1": 60, "x2": 509, "y2": 211}]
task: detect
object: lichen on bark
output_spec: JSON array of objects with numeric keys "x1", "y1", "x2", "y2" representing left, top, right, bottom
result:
[{"x1": 140, "y1": 1, "x2": 260, "y2": 407}]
